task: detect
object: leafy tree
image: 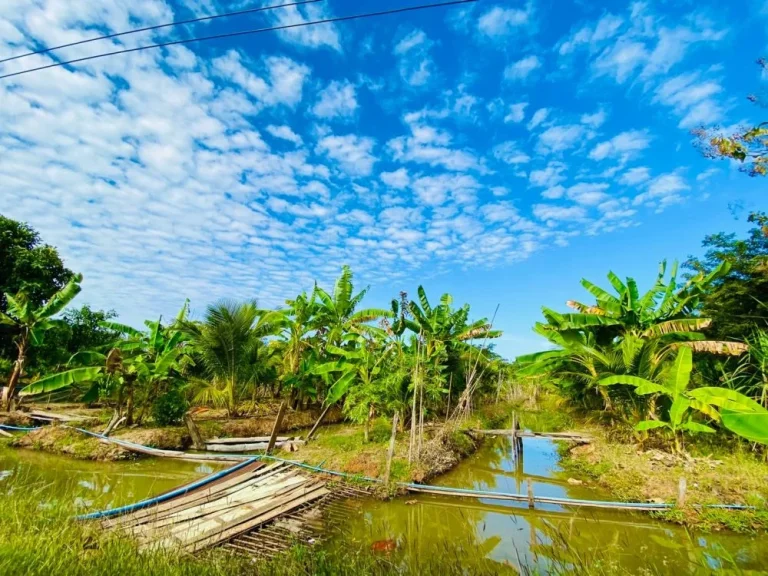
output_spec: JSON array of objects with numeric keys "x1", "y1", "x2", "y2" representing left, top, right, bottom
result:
[
  {"x1": 693, "y1": 59, "x2": 767, "y2": 177},
  {"x1": 0, "y1": 215, "x2": 74, "y2": 363},
  {"x1": 0, "y1": 274, "x2": 82, "y2": 408},
  {"x1": 0, "y1": 215, "x2": 74, "y2": 311},
  {"x1": 684, "y1": 212, "x2": 768, "y2": 341}
]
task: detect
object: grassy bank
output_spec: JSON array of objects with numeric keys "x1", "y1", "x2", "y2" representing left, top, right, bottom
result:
[{"x1": 512, "y1": 393, "x2": 768, "y2": 533}]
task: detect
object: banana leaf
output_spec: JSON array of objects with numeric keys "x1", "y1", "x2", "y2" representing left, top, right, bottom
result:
[
  {"x1": 721, "y1": 410, "x2": 768, "y2": 445},
  {"x1": 20, "y1": 366, "x2": 103, "y2": 396}
]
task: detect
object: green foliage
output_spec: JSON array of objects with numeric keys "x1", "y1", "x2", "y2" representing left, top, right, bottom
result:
[
  {"x1": 151, "y1": 388, "x2": 189, "y2": 426},
  {"x1": 0, "y1": 215, "x2": 74, "y2": 314},
  {"x1": 684, "y1": 211, "x2": 768, "y2": 341}
]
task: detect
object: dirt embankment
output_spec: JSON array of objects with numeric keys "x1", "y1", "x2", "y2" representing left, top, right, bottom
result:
[{"x1": 9, "y1": 404, "x2": 344, "y2": 461}]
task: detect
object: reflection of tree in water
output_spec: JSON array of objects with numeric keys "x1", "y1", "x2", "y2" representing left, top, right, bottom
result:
[{"x1": 438, "y1": 436, "x2": 513, "y2": 491}]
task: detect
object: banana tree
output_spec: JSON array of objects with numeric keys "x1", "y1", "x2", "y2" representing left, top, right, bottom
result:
[
  {"x1": 544, "y1": 260, "x2": 739, "y2": 350},
  {"x1": 313, "y1": 332, "x2": 394, "y2": 441},
  {"x1": 21, "y1": 303, "x2": 192, "y2": 424},
  {"x1": 312, "y1": 266, "x2": 390, "y2": 347},
  {"x1": 599, "y1": 347, "x2": 766, "y2": 449},
  {"x1": 0, "y1": 274, "x2": 83, "y2": 410}
]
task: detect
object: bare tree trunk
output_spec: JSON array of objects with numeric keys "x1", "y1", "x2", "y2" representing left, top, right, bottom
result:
[{"x1": 409, "y1": 340, "x2": 421, "y2": 464}]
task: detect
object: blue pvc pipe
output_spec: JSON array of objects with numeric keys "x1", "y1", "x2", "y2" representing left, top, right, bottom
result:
[
  {"x1": 76, "y1": 456, "x2": 258, "y2": 520},
  {"x1": 0, "y1": 424, "x2": 40, "y2": 431},
  {"x1": 398, "y1": 482, "x2": 754, "y2": 511}
]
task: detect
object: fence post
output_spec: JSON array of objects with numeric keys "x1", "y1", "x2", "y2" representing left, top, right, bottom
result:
[
  {"x1": 678, "y1": 477, "x2": 687, "y2": 508},
  {"x1": 527, "y1": 479, "x2": 535, "y2": 509},
  {"x1": 184, "y1": 412, "x2": 204, "y2": 450},
  {"x1": 306, "y1": 403, "x2": 332, "y2": 443},
  {"x1": 266, "y1": 402, "x2": 287, "y2": 454},
  {"x1": 384, "y1": 412, "x2": 399, "y2": 486}
]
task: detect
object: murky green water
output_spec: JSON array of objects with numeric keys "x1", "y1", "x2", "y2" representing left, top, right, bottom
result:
[
  {"x1": 0, "y1": 446, "x2": 222, "y2": 512},
  {"x1": 338, "y1": 436, "x2": 768, "y2": 574},
  {"x1": 2, "y1": 436, "x2": 766, "y2": 573}
]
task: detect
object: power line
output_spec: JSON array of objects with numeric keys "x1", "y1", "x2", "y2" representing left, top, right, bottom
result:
[
  {"x1": 0, "y1": 0, "x2": 323, "y2": 65},
  {"x1": 0, "y1": 0, "x2": 477, "y2": 81}
]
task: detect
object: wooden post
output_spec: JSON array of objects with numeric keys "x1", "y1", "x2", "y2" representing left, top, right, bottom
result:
[
  {"x1": 495, "y1": 371, "x2": 502, "y2": 404},
  {"x1": 678, "y1": 477, "x2": 687, "y2": 508},
  {"x1": 184, "y1": 412, "x2": 205, "y2": 450},
  {"x1": 0, "y1": 428, "x2": 12, "y2": 438},
  {"x1": 266, "y1": 402, "x2": 287, "y2": 454},
  {"x1": 527, "y1": 479, "x2": 535, "y2": 509},
  {"x1": 306, "y1": 403, "x2": 332, "y2": 442},
  {"x1": 384, "y1": 412, "x2": 399, "y2": 486}
]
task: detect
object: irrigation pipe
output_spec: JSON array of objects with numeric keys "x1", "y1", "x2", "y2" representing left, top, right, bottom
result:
[
  {"x1": 0, "y1": 424, "x2": 40, "y2": 431},
  {"x1": 399, "y1": 482, "x2": 755, "y2": 511},
  {"x1": 75, "y1": 457, "x2": 257, "y2": 520}
]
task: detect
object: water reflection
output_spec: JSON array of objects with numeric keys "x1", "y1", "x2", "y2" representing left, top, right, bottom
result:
[{"x1": 341, "y1": 435, "x2": 768, "y2": 573}]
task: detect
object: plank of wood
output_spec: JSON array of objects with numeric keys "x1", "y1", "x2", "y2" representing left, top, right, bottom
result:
[
  {"x1": 183, "y1": 482, "x2": 329, "y2": 552},
  {"x1": 28, "y1": 410, "x2": 85, "y2": 422},
  {"x1": 0, "y1": 428, "x2": 13, "y2": 438},
  {"x1": 203, "y1": 441, "x2": 304, "y2": 453},
  {"x1": 133, "y1": 473, "x2": 308, "y2": 534},
  {"x1": 107, "y1": 462, "x2": 283, "y2": 529},
  {"x1": 206, "y1": 436, "x2": 294, "y2": 444},
  {"x1": 144, "y1": 477, "x2": 317, "y2": 548}
]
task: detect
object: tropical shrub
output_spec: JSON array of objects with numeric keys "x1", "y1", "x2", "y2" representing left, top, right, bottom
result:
[{"x1": 151, "y1": 388, "x2": 189, "y2": 426}]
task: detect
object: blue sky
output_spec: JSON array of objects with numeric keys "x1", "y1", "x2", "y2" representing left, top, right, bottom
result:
[{"x1": 0, "y1": 0, "x2": 766, "y2": 359}]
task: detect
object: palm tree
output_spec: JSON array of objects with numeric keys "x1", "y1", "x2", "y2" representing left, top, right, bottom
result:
[
  {"x1": 313, "y1": 266, "x2": 390, "y2": 347},
  {"x1": 182, "y1": 300, "x2": 277, "y2": 416},
  {"x1": 0, "y1": 274, "x2": 82, "y2": 409}
]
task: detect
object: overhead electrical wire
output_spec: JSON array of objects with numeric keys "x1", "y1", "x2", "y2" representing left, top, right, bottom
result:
[
  {"x1": 0, "y1": 0, "x2": 324, "y2": 65},
  {"x1": 0, "y1": 0, "x2": 478, "y2": 81}
]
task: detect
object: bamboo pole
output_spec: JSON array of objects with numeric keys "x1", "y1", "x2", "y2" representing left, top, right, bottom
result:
[
  {"x1": 445, "y1": 373, "x2": 452, "y2": 422},
  {"x1": 266, "y1": 402, "x2": 286, "y2": 454},
  {"x1": 384, "y1": 412, "x2": 399, "y2": 486},
  {"x1": 527, "y1": 479, "x2": 535, "y2": 509}
]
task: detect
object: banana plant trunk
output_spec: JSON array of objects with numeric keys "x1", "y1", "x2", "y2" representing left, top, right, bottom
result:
[
  {"x1": 364, "y1": 404, "x2": 375, "y2": 443},
  {"x1": 5, "y1": 330, "x2": 29, "y2": 411}
]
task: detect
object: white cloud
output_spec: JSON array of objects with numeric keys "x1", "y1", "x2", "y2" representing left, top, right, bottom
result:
[
  {"x1": 312, "y1": 80, "x2": 358, "y2": 120},
  {"x1": 619, "y1": 166, "x2": 651, "y2": 186},
  {"x1": 412, "y1": 174, "x2": 480, "y2": 206},
  {"x1": 589, "y1": 130, "x2": 651, "y2": 161},
  {"x1": 558, "y1": 13, "x2": 624, "y2": 55},
  {"x1": 212, "y1": 52, "x2": 310, "y2": 109},
  {"x1": 654, "y1": 72, "x2": 724, "y2": 128},
  {"x1": 504, "y1": 55, "x2": 542, "y2": 81},
  {"x1": 537, "y1": 124, "x2": 590, "y2": 154},
  {"x1": 527, "y1": 108, "x2": 549, "y2": 130},
  {"x1": 478, "y1": 4, "x2": 533, "y2": 38},
  {"x1": 269, "y1": 2, "x2": 341, "y2": 51},
  {"x1": 388, "y1": 120, "x2": 483, "y2": 172},
  {"x1": 696, "y1": 168, "x2": 719, "y2": 182},
  {"x1": 580, "y1": 107, "x2": 607, "y2": 128},
  {"x1": 504, "y1": 102, "x2": 528, "y2": 123},
  {"x1": 529, "y1": 161, "x2": 567, "y2": 188},
  {"x1": 533, "y1": 204, "x2": 587, "y2": 221},
  {"x1": 380, "y1": 168, "x2": 410, "y2": 189},
  {"x1": 266, "y1": 125, "x2": 302, "y2": 145},
  {"x1": 316, "y1": 134, "x2": 377, "y2": 177},
  {"x1": 634, "y1": 172, "x2": 690, "y2": 209},
  {"x1": 394, "y1": 29, "x2": 434, "y2": 87},
  {"x1": 541, "y1": 185, "x2": 565, "y2": 199},
  {"x1": 493, "y1": 141, "x2": 530, "y2": 165},
  {"x1": 566, "y1": 182, "x2": 610, "y2": 205}
]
